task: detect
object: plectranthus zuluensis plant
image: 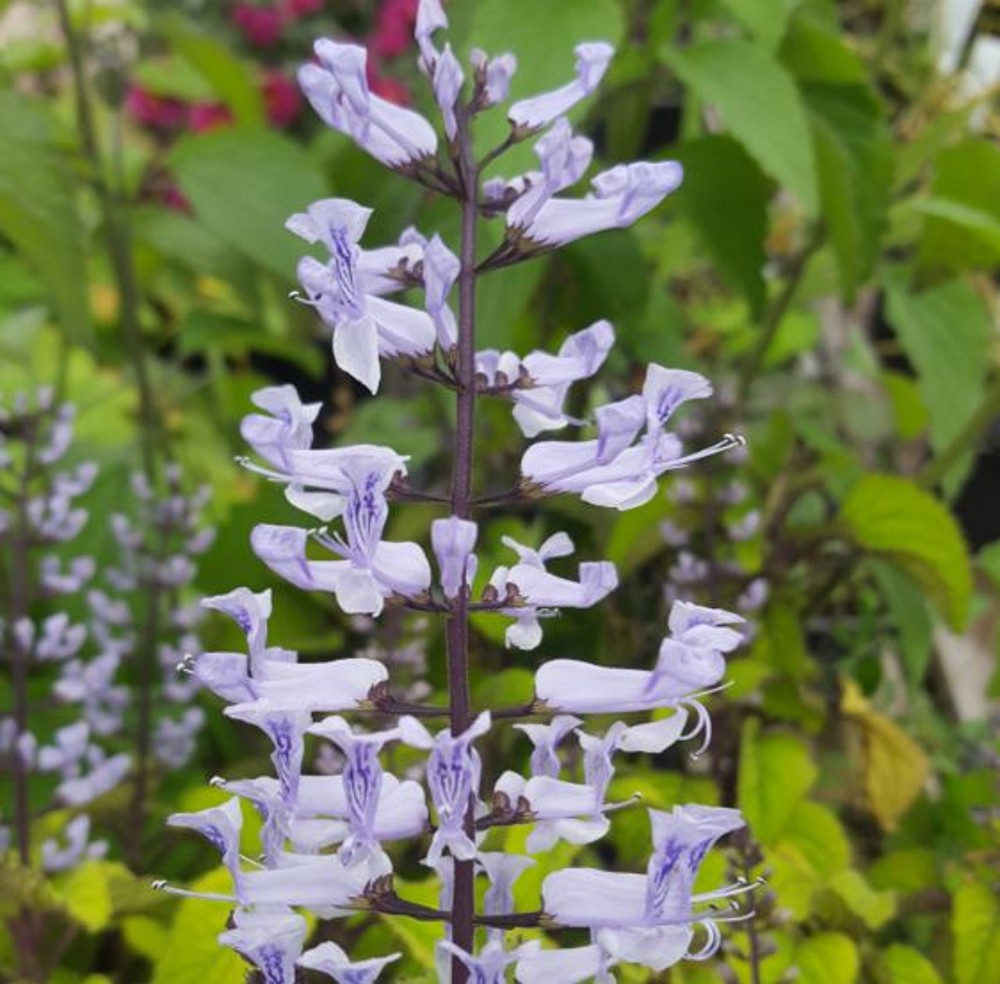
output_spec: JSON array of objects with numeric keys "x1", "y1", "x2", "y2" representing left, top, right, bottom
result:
[{"x1": 161, "y1": 4, "x2": 753, "y2": 981}]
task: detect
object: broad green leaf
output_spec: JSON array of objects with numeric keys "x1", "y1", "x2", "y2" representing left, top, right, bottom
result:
[
  {"x1": 884, "y1": 270, "x2": 992, "y2": 495},
  {"x1": 918, "y1": 137, "x2": 1000, "y2": 276},
  {"x1": 671, "y1": 136, "x2": 769, "y2": 317},
  {"x1": 953, "y1": 880, "x2": 1000, "y2": 984},
  {"x1": 122, "y1": 915, "x2": 169, "y2": 961},
  {"x1": 171, "y1": 129, "x2": 327, "y2": 282},
  {"x1": 738, "y1": 717, "x2": 817, "y2": 844},
  {"x1": 151, "y1": 869, "x2": 245, "y2": 984},
  {"x1": 804, "y1": 83, "x2": 891, "y2": 298},
  {"x1": 719, "y1": 0, "x2": 802, "y2": 50},
  {"x1": 881, "y1": 944, "x2": 944, "y2": 984},
  {"x1": 842, "y1": 679, "x2": 930, "y2": 831},
  {"x1": 661, "y1": 39, "x2": 818, "y2": 212},
  {"x1": 780, "y1": 10, "x2": 868, "y2": 83},
  {"x1": 828, "y1": 869, "x2": 896, "y2": 929},
  {"x1": 55, "y1": 860, "x2": 112, "y2": 933},
  {"x1": 132, "y1": 55, "x2": 216, "y2": 102},
  {"x1": 840, "y1": 473, "x2": 972, "y2": 630},
  {"x1": 794, "y1": 932, "x2": 859, "y2": 984},
  {"x1": 779, "y1": 800, "x2": 850, "y2": 877},
  {"x1": 464, "y1": 0, "x2": 626, "y2": 173},
  {"x1": 0, "y1": 93, "x2": 90, "y2": 346}
]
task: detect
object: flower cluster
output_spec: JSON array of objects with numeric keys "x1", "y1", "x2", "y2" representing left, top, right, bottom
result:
[
  {"x1": 0, "y1": 390, "x2": 128, "y2": 872},
  {"x1": 164, "y1": 4, "x2": 753, "y2": 982}
]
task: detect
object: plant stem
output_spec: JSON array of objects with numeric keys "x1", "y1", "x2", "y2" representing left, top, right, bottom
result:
[
  {"x1": 444, "y1": 107, "x2": 480, "y2": 983},
  {"x1": 52, "y1": 0, "x2": 164, "y2": 867},
  {"x1": 737, "y1": 227, "x2": 824, "y2": 402}
]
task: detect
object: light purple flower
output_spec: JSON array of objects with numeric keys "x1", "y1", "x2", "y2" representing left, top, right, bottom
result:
[
  {"x1": 225, "y1": 702, "x2": 310, "y2": 805},
  {"x1": 298, "y1": 941, "x2": 401, "y2": 983},
  {"x1": 307, "y1": 716, "x2": 424, "y2": 865},
  {"x1": 288, "y1": 198, "x2": 435, "y2": 392},
  {"x1": 512, "y1": 161, "x2": 684, "y2": 250},
  {"x1": 440, "y1": 940, "x2": 540, "y2": 984},
  {"x1": 218, "y1": 908, "x2": 307, "y2": 984},
  {"x1": 239, "y1": 385, "x2": 320, "y2": 471},
  {"x1": 249, "y1": 446, "x2": 429, "y2": 615},
  {"x1": 514, "y1": 713, "x2": 581, "y2": 778},
  {"x1": 508, "y1": 42, "x2": 614, "y2": 131},
  {"x1": 487, "y1": 534, "x2": 617, "y2": 650},
  {"x1": 399, "y1": 712, "x2": 490, "y2": 862},
  {"x1": 41, "y1": 815, "x2": 106, "y2": 873},
  {"x1": 522, "y1": 365, "x2": 744, "y2": 510},
  {"x1": 471, "y1": 48, "x2": 517, "y2": 106},
  {"x1": 431, "y1": 516, "x2": 478, "y2": 600},
  {"x1": 422, "y1": 234, "x2": 460, "y2": 349},
  {"x1": 299, "y1": 40, "x2": 438, "y2": 169},
  {"x1": 508, "y1": 119, "x2": 594, "y2": 228}
]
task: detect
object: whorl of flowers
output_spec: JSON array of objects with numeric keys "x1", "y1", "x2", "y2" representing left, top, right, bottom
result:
[{"x1": 161, "y1": 5, "x2": 753, "y2": 982}]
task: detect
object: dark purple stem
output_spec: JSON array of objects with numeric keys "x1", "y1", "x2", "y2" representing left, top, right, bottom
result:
[{"x1": 444, "y1": 105, "x2": 479, "y2": 983}]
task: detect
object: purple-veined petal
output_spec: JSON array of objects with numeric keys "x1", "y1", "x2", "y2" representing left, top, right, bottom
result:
[
  {"x1": 298, "y1": 940, "x2": 401, "y2": 983},
  {"x1": 542, "y1": 868, "x2": 647, "y2": 927},
  {"x1": 218, "y1": 908, "x2": 307, "y2": 984}
]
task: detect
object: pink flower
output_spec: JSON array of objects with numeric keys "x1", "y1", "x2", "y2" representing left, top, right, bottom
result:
[
  {"x1": 125, "y1": 86, "x2": 187, "y2": 130},
  {"x1": 283, "y1": 0, "x2": 323, "y2": 17},
  {"x1": 263, "y1": 71, "x2": 302, "y2": 128},
  {"x1": 189, "y1": 103, "x2": 234, "y2": 133},
  {"x1": 372, "y1": 0, "x2": 418, "y2": 59},
  {"x1": 231, "y1": 3, "x2": 284, "y2": 48}
]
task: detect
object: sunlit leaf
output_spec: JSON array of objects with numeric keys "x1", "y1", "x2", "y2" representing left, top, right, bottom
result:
[
  {"x1": 842, "y1": 679, "x2": 929, "y2": 831},
  {"x1": 840, "y1": 473, "x2": 972, "y2": 630}
]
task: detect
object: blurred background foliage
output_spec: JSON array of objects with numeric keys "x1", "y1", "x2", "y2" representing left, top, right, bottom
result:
[{"x1": 0, "y1": 0, "x2": 998, "y2": 981}]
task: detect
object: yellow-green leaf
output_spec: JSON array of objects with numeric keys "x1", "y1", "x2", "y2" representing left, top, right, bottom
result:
[
  {"x1": 738, "y1": 717, "x2": 817, "y2": 844},
  {"x1": 953, "y1": 880, "x2": 1000, "y2": 984},
  {"x1": 881, "y1": 944, "x2": 943, "y2": 984},
  {"x1": 840, "y1": 473, "x2": 972, "y2": 630},
  {"x1": 842, "y1": 680, "x2": 929, "y2": 831},
  {"x1": 795, "y1": 932, "x2": 859, "y2": 984},
  {"x1": 828, "y1": 869, "x2": 897, "y2": 929},
  {"x1": 56, "y1": 860, "x2": 112, "y2": 933}
]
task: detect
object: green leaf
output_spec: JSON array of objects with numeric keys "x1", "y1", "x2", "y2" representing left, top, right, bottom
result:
[
  {"x1": 884, "y1": 269, "x2": 992, "y2": 493},
  {"x1": 918, "y1": 138, "x2": 1000, "y2": 276},
  {"x1": 780, "y1": 10, "x2": 868, "y2": 84},
  {"x1": 881, "y1": 370, "x2": 930, "y2": 440},
  {"x1": 873, "y1": 561, "x2": 933, "y2": 686},
  {"x1": 881, "y1": 944, "x2": 943, "y2": 984},
  {"x1": 719, "y1": 0, "x2": 803, "y2": 49},
  {"x1": 953, "y1": 880, "x2": 1000, "y2": 984},
  {"x1": 0, "y1": 93, "x2": 90, "y2": 346},
  {"x1": 779, "y1": 801, "x2": 850, "y2": 877},
  {"x1": 671, "y1": 136, "x2": 769, "y2": 317},
  {"x1": 840, "y1": 474, "x2": 972, "y2": 630},
  {"x1": 738, "y1": 717, "x2": 817, "y2": 844},
  {"x1": 170, "y1": 129, "x2": 327, "y2": 282},
  {"x1": 804, "y1": 83, "x2": 891, "y2": 298},
  {"x1": 828, "y1": 869, "x2": 896, "y2": 929},
  {"x1": 463, "y1": 0, "x2": 626, "y2": 174},
  {"x1": 151, "y1": 869, "x2": 245, "y2": 984},
  {"x1": 55, "y1": 860, "x2": 112, "y2": 933},
  {"x1": 794, "y1": 932, "x2": 859, "y2": 984},
  {"x1": 661, "y1": 39, "x2": 818, "y2": 212}
]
